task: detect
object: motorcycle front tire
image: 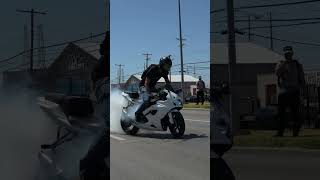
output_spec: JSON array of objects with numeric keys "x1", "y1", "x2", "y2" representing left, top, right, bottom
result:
[{"x1": 169, "y1": 112, "x2": 185, "y2": 138}]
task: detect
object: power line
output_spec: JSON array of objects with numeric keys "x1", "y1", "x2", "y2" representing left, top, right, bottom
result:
[
  {"x1": 215, "y1": 17, "x2": 320, "y2": 24},
  {"x1": 121, "y1": 61, "x2": 210, "y2": 80},
  {"x1": 242, "y1": 20, "x2": 320, "y2": 31},
  {"x1": 250, "y1": 32, "x2": 320, "y2": 47},
  {"x1": 212, "y1": 20, "x2": 320, "y2": 34},
  {"x1": 211, "y1": 0, "x2": 320, "y2": 14},
  {"x1": 172, "y1": 61, "x2": 210, "y2": 67},
  {"x1": 0, "y1": 47, "x2": 100, "y2": 70},
  {"x1": 0, "y1": 48, "x2": 100, "y2": 72},
  {"x1": 0, "y1": 32, "x2": 105, "y2": 65}
]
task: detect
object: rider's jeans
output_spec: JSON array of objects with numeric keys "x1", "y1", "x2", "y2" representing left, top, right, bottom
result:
[
  {"x1": 140, "y1": 86, "x2": 151, "y2": 102},
  {"x1": 135, "y1": 86, "x2": 151, "y2": 117}
]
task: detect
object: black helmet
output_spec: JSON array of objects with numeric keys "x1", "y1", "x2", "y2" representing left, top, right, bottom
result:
[{"x1": 159, "y1": 55, "x2": 172, "y2": 71}]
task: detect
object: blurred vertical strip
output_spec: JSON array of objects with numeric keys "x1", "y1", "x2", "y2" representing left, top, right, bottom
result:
[{"x1": 105, "y1": 0, "x2": 110, "y2": 179}]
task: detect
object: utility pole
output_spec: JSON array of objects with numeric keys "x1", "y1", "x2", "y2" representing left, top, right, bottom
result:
[
  {"x1": 17, "y1": 9, "x2": 47, "y2": 72},
  {"x1": 37, "y1": 24, "x2": 45, "y2": 69},
  {"x1": 104, "y1": 0, "x2": 109, "y2": 31},
  {"x1": 23, "y1": 24, "x2": 29, "y2": 65},
  {"x1": 178, "y1": 0, "x2": 185, "y2": 102},
  {"x1": 122, "y1": 66, "x2": 125, "y2": 83},
  {"x1": 177, "y1": 38, "x2": 186, "y2": 47},
  {"x1": 248, "y1": 15, "x2": 251, "y2": 41},
  {"x1": 115, "y1": 64, "x2": 124, "y2": 84},
  {"x1": 142, "y1": 53, "x2": 152, "y2": 69},
  {"x1": 269, "y1": 12, "x2": 273, "y2": 50},
  {"x1": 226, "y1": 0, "x2": 238, "y2": 135}
]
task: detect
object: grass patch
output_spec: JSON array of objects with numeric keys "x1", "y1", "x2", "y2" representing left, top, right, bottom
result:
[
  {"x1": 183, "y1": 102, "x2": 210, "y2": 109},
  {"x1": 234, "y1": 129, "x2": 320, "y2": 149}
]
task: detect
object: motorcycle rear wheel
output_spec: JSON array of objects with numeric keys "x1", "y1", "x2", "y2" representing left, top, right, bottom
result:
[
  {"x1": 120, "y1": 120, "x2": 139, "y2": 135},
  {"x1": 169, "y1": 112, "x2": 185, "y2": 138}
]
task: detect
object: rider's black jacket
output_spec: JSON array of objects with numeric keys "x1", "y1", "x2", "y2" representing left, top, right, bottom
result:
[{"x1": 140, "y1": 64, "x2": 170, "y2": 91}]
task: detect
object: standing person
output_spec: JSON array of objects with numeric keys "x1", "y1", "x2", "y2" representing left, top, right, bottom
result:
[
  {"x1": 275, "y1": 46, "x2": 305, "y2": 137},
  {"x1": 196, "y1": 76, "x2": 205, "y2": 105}
]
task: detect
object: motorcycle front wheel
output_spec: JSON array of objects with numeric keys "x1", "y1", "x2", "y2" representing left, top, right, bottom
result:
[
  {"x1": 120, "y1": 119, "x2": 139, "y2": 135},
  {"x1": 169, "y1": 112, "x2": 185, "y2": 138}
]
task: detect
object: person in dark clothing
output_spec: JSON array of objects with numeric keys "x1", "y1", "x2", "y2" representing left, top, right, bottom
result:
[
  {"x1": 196, "y1": 76, "x2": 205, "y2": 105},
  {"x1": 275, "y1": 46, "x2": 305, "y2": 137},
  {"x1": 135, "y1": 56, "x2": 173, "y2": 123},
  {"x1": 80, "y1": 31, "x2": 109, "y2": 179}
]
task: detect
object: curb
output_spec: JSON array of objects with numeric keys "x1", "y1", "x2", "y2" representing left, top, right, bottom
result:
[
  {"x1": 231, "y1": 146, "x2": 320, "y2": 153},
  {"x1": 183, "y1": 108, "x2": 210, "y2": 111}
]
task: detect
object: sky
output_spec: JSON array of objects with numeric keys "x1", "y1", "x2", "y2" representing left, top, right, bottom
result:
[
  {"x1": 0, "y1": 0, "x2": 107, "y2": 72},
  {"x1": 110, "y1": 0, "x2": 210, "y2": 84},
  {"x1": 211, "y1": 0, "x2": 320, "y2": 71}
]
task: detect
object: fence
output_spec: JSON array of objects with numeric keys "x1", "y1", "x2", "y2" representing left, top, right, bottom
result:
[
  {"x1": 300, "y1": 84, "x2": 320, "y2": 128},
  {"x1": 239, "y1": 84, "x2": 320, "y2": 129}
]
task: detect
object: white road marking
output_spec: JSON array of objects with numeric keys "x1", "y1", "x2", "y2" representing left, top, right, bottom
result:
[
  {"x1": 185, "y1": 119, "x2": 210, "y2": 123},
  {"x1": 110, "y1": 134, "x2": 126, "y2": 141}
]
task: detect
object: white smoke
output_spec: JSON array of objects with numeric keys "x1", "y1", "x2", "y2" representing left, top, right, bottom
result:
[
  {"x1": 110, "y1": 88, "x2": 143, "y2": 134},
  {"x1": 110, "y1": 89, "x2": 126, "y2": 133}
]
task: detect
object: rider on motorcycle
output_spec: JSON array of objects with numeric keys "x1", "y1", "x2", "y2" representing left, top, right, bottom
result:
[{"x1": 135, "y1": 56, "x2": 174, "y2": 123}]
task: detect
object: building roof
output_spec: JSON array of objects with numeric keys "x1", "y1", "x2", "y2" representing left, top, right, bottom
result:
[
  {"x1": 132, "y1": 74, "x2": 199, "y2": 83},
  {"x1": 211, "y1": 42, "x2": 283, "y2": 64},
  {"x1": 74, "y1": 42, "x2": 101, "y2": 59}
]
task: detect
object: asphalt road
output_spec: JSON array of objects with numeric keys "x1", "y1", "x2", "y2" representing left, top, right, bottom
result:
[
  {"x1": 110, "y1": 109, "x2": 210, "y2": 180},
  {"x1": 224, "y1": 147, "x2": 320, "y2": 180}
]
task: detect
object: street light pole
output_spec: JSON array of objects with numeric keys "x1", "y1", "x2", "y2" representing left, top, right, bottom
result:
[{"x1": 178, "y1": 0, "x2": 185, "y2": 102}]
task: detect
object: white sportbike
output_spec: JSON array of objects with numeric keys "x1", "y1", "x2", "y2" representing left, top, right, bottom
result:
[{"x1": 120, "y1": 88, "x2": 185, "y2": 138}]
